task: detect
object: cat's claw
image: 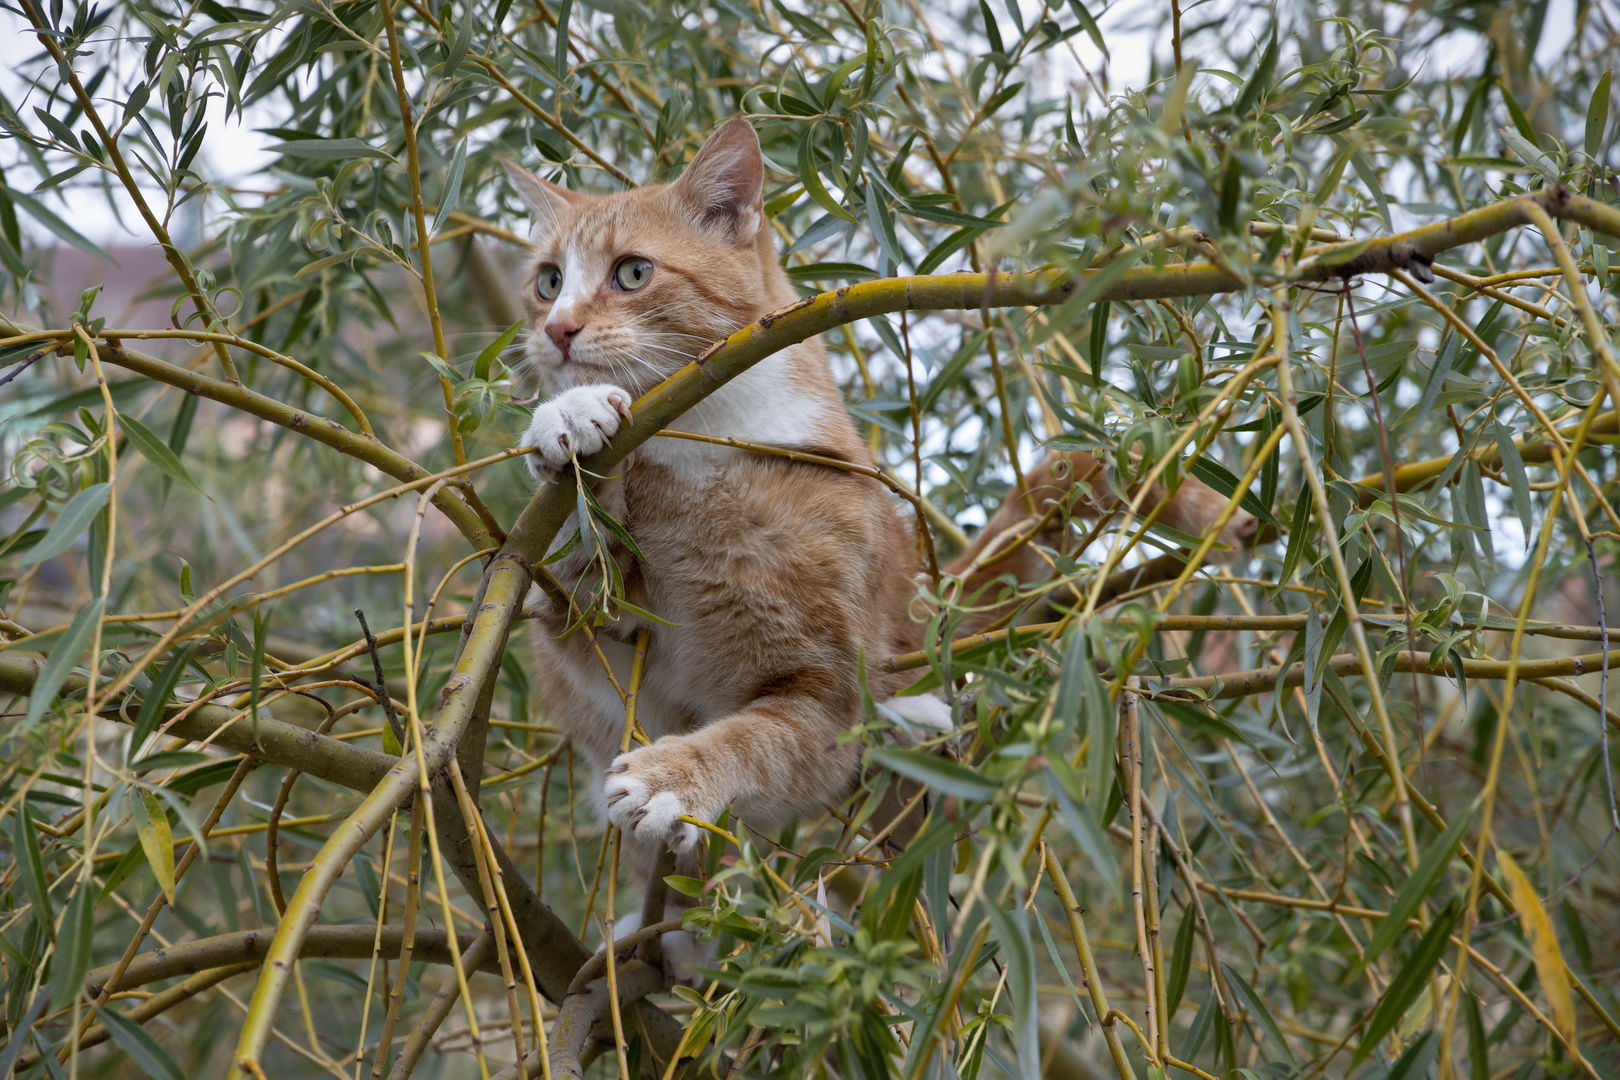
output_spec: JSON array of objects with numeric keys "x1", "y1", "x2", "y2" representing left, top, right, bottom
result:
[
  {"x1": 523, "y1": 384, "x2": 633, "y2": 483},
  {"x1": 603, "y1": 747, "x2": 708, "y2": 853}
]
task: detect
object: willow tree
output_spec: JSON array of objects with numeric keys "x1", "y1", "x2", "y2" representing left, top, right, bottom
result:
[{"x1": 1, "y1": 0, "x2": 1618, "y2": 1078}]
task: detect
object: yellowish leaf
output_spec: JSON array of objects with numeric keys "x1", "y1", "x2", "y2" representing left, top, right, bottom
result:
[
  {"x1": 1498, "y1": 848, "x2": 1575, "y2": 1043},
  {"x1": 133, "y1": 789, "x2": 176, "y2": 907}
]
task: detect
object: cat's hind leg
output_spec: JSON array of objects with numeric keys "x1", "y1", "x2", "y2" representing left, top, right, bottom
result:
[{"x1": 603, "y1": 684, "x2": 861, "y2": 854}]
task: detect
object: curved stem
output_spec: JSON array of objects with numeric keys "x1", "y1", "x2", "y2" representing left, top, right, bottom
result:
[{"x1": 379, "y1": 0, "x2": 463, "y2": 467}]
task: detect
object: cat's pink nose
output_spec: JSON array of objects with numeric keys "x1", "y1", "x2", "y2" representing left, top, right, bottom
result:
[{"x1": 545, "y1": 316, "x2": 581, "y2": 358}]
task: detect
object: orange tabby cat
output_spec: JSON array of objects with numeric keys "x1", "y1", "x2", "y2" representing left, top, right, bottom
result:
[{"x1": 505, "y1": 118, "x2": 1252, "y2": 952}]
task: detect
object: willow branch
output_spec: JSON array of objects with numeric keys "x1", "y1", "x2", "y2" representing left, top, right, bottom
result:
[
  {"x1": 228, "y1": 547, "x2": 531, "y2": 1075},
  {"x1": 0, "y1": 653, "x2": 395, "y2": 792},
  {"x1": 84, "y1": 927, "x2": 509, "y2": 997},
  {"x1": 0, "y1": 318, "x2": 496, "y2": 550},
  {"x1": 2, "y1": 327, "x2": 372, "y2": 433},
  {"x1": 1154, "y1": 649, "x2": 1620, "y2": 702},
  {"x1": 14, "y1": 0, "x2": 240, "y2": 380},
  {"x1": 386, "y1": 930, "x2": 496, "y2": 1080},
  {"x1": 492, "y1": 961, "x2": 666, "y2": 1080},
  {"x1": 14, "y1": 963, "x2": 258, "y2": 1072}
]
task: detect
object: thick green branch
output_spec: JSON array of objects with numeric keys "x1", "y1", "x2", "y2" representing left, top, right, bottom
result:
[
  {"x1": 84, "y1": 926, "x2": 507, "y2": 996},
  {"x1": 0, "y1": 652, "x2": 395, "y2": 791},
  {"x1": 227, "y1": 549, "x2": 529, "y2": 1075},
  {"x1": 0, "y1": 319, "x2": 496, "y2": 551},
  {"x1": 1157, "y1": 649, "x2": 1620, "y2": 703}
]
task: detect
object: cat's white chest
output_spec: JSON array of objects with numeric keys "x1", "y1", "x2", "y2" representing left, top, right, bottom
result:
[{"x1": 633, "y1": 351, "x2": 829, "y2": 478}]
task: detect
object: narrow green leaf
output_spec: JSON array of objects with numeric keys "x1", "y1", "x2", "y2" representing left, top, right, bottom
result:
[
  {"x1": 784, "y1": 261, "x2": 879, "y2": 283},
  {"x1": 917, "y1": 329, "x2": 983, "y2": 414},
  {"x1": 1396, "y1": 332, "x2": 1456, "y2": 438},
  {"x1": 1048, "y1": 764, "x2": 1123, "y2": 902},
  {"x1": 1493, "y1": 421, "x2": 1532, "y2": 548},
  {"x1": 1063, "y1": 0, "x2": 1106, "y2": 57},
  {"x1": 1313, "y1": 142, "x2": 1355, "y2": 207},
  {"x1": 979, "y1": 82, "x2": 1024, "y2": 120},
  {"x1": 2, "y1": 185, "x2": 114, "y2": 260},
  {"x1": 1167, "y1": 904, "x2": 1197, "y2": 1019},
  {"x1": 19, "y1": 483, "x2": 110, "y2": 565},
  {"x1": 865, "y1": 182, "x2": 904, "y2": 269},
  {"x1": 978, "y1": 0, "x2": 1004, "y2": 54},
  {"x1": 432, "y1": 141, "x2": 468, "y2": 238},
  {"x1": 1560, "y1": 900, "x2": 1593, "y2": 973},
  {"x1": 0, "y1": 989, "x2": 47, "y2": 1079},
  {"x1": 868, "y1": 746, "x2": 999, "y2": 801},
  {"x1": 1088, "y1": 300, "x2": 1109, "y2": 386},
  {"x1": 1187, "y1": 456, "x2": 1281, "y2": 528},
  {"x1": 983, "y1": 903, "x2": 1039, "y2": 1080},
  {"x1": 119, "y1": 414, "x2": 205, "y2": 496},
  {"x1": 420, "y1": 350, "x2": 461, "y2": 384},
  {"x1": 1452, "y1": 75, "x2": 1491, "y2": 157},
  {"x1": 916, "y1": 226, "x2": 986, "y2": 275},
  {"x1": 554, "y1": 0, "x2": 572, "y2": 77},
  {"x1": 1035, "y1": 904, "x2": 1091, "y2": 1019},
  {"x1": 1361, "y1": 806, "x2": 1472, "y2": 968},
  {"x1": 130, "y1": 751, "x2": 211, "y2": 773},
  {"x1": 1160, "y1": 59, "x2": 1196, "y2": 135},
  {"x1": 1586, "y1": 69, "x2": 1611, "y2": 160},
  {"x1": 1500, "y1": 126, "x2": 1556, "y2": 183},
  {"x1": 1498, "y1": 83, "x2": 1539, "y2": 145},
  {"x1": 1220, "y1": 963, "x2": 1295, "y2": 1066},
  {"x1": 130, "y1": 646, "x2": 196, "y2": 759},
  {"x1": 1463, "y1": 990, "x2": 1489, "y2": 1080},
  {"x1": 445, "y1": 2, "x2": 473, "y2": 77},
  {"x1": 93, "y1": 1004, "x2": 187, "y2": 1080},
  {"x1": 27, "y1": 596, "x2": 106, "y2": 726},
  {"x1": 798, "y1": 126, "x2": 856, "y2": 223},
  {"x1": 475, "y1": 320, "x2": 524, "y2": 382},
  {"x1": 132, "y1": 789, "x2": 176, "y2": 906},
  {"x1": 1386, "y1": 1029, "x2": 1439, "y2": 1080},
  {"x1": 903, "y1": 202, "x2": 1010, "y2": 230},
  {"x1": 10, "y1": 803, "x2": 54, "y2": 942},
  {"x1": 265, "y1": 138, "x2": 391, "y2": 161},
  {"x1": 1053, "y1": 628, "x2": 1111, "y2": 813},
  {"x1": 1350, "y1": 901, "x2": 1463, "y2": 1068},
  {"x1": 1350, "y1": 149, "x2": 1392, "y2": 231},
  {"x1": 864, "y1": 813, "x2": 955, "y2": 926},
  {"x1": 1183, "y1": 994, "x2": 1217, "y2": 1062},
  {"x1": 1232, "y1": 26, "x2": 1278, "y2": 118},
  {"x1": 50, "y1": 885, "x2": 96, "y2": 1011},
  {"x1": 999, "y1": 0, "x2": 1023, "y2": 34}
]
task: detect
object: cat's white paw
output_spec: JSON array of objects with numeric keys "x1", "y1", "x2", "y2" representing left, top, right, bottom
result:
[
  {"x1": 522, "y1": 384, "x2": 633, "y2": 482},
  {"x1": 602, "y1": 746, "x2": 710, "y2": 853},
  {"x1": 882, "y1": 694, "x2": 955, "y2": 736}
]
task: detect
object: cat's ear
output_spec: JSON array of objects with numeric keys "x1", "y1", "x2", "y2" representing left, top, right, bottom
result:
[
  {"x1": 500, "y1": 159, "x2": 581, "y2": 228},
  {"x1": 673, "y1": 116, "x2": 764, "y2": 245}
]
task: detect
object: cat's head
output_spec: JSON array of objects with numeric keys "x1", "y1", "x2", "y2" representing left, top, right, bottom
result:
[{"x1": 503, "y1": 117, "x2": 786, "y2": 396}]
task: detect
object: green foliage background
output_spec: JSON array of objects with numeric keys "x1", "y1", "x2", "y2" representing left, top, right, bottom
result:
[{"x1": 1, "y1": 0, "x2": 1619, "y2": 1078}]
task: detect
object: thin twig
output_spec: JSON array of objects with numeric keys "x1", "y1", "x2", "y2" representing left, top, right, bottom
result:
[{"x1": 355, "y1": 608, "x2": 405, "y2": 748}]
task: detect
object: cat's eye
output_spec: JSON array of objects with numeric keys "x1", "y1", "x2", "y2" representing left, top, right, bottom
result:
[
  {"x1": 613, "y1": 257, "x2": 654, "y2": 291},
  {"x1": 536, "y1": 265, "x2": 563, "y2": 301}
]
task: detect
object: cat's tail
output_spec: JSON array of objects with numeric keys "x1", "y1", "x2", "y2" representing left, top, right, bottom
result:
[{"x1": 941, "y1": 449, "x2": 1258, "y2": 633}]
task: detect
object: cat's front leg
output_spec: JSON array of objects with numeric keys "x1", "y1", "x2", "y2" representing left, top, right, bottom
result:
[
  {"x1": 602, "y1": 701, "x2": 860, "y2": 853},
  {"x1": 522, "y1": 384, "x2": 634, "y2": 483}
]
